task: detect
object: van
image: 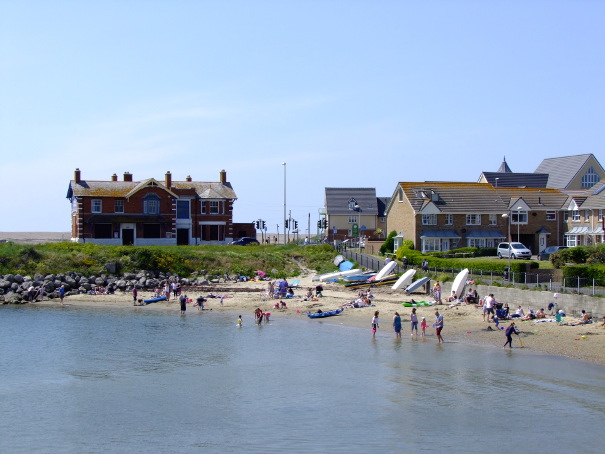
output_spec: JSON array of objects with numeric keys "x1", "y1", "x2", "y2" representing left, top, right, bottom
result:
[{"x1": 497, "y1": 242, "x2": 532, "y2": 260}]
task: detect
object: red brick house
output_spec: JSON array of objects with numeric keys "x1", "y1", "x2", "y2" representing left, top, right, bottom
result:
[{"x1": 66, "y1": 168, "x2": 239, "y2": 245}]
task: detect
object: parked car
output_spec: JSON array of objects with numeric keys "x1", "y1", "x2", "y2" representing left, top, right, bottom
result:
[
  {"x1": 497, "y1": 242, "x2": 532, "y2": 260},
  {"x1": 230, "y1": 237, "x2": 260, "y2": 246},
  {"x1": 538, "y1": 245, "x2": 567, "y2": 261}
]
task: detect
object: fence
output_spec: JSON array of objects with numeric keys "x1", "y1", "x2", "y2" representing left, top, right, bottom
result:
[{"x1": 342, "y1": 250, "x2": 605, "y2": 297}]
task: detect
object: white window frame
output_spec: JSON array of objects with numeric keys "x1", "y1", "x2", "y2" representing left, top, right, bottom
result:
[
  {"x1": 584, "y1": 210, "x2": 590, "y2": 222},
  {"x1": 566, "y1": 235, "x2": 580, "y2": 247},
  {"x1": 210, "y1": 201, "x2": 219, "y2": 214},
  {"x1": 422, "y1": 214, "x2": 437, "y2": 225},
  {"x1": 489, "y1": 214, "x2": 497, "y2": 226},
  {"x1": 512, "y1": 211, "x2": 528, "y2": 224},
  {"x1": 466, "y1": 214, "x2": 481, "y2": 226},
  {"x1": 599, "y1": 210, "x2": 604, "y2": 222},
  {"x1": 572, "y1": 210, "x2": 580, "y2": 222},
  {"x1": 546, "y1": 211, "x2": 557, "y2": 221},
  {"x1": 92, "y1": 199, "x2": 102, "y2": 213},
  {"x1": 423, "y1": 238, "x2": 441, "y2": 252},
  {"x1": 348, "y1": 216, "x2": 358, "y2": 224},
  {"x1": 445, "y1": 214, "x2": 453, "y2": 225},
  {"x1": 114, "y1": 200, "x2": 124, "y2": 213}
]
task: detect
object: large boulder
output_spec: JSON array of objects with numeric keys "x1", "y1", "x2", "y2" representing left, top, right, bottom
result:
[
  {"x1": 3, "y1": 292, "x2": 24, "y2": 304},
  {"x1": 13, "y1": 274, "x2": 24, "y2": 284},
  {"x1": 0, "y1": 279, "x2": 11, "y2": 290}
]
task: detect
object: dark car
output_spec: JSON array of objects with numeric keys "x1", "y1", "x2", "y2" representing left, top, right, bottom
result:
[
  {"x1": 231, "y1": 237, "x2": 260, "y2": 246},
  {"x1": 538, "y1": 246, "x2": 567, "y2": 261}
]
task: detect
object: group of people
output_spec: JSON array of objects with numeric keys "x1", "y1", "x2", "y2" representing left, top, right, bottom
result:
[{"x1": 373, "y1": 309, "x2": 443, "y2": 343}]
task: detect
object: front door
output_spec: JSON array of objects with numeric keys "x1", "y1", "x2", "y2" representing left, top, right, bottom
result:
[
  {"x1": 177, "y1": 228, "x2": 189, "y2": 245},
  {"x1": 122, "y1": 228, "x2": 134, "y2": 245}
]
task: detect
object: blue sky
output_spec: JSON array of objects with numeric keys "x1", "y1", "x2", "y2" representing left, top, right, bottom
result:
[{"x1": 1, "y1": 0, "x2": 604, "y2": 234}]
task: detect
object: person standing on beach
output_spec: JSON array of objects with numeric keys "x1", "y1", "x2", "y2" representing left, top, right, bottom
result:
[
  {"x1": 372, "y1": 311, "x2": 379, "y2": 337},
  {"x1": 410, "y1": 307, "x2": 419, "y2": 336},
  {"x1": 59, "y1": 285, "x2": 65, "y2": 305},
  {"x1": 132, "y1": 287, "x2": 138, "y2": 306},
  {"x1": 503, "y1": 322, "x2": 519, "y2": 348},
  {"x1": 179, "y1": 293, "x2": 187, "y2": 315},
  {"x1": 393, "y1": 312, "x2": 402, "y2": 338},
  {"x1": 433, "y1": 281, "x2": 442, "y2": 304},
  {"x1": 420, "y1": 317, "x2": 428, "y2": 336},
  {"x1": 434, "y1": 310, "x2": 444, "y2": 343}
]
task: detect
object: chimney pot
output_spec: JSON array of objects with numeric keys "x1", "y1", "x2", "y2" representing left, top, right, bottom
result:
[
  {"x1": 220, "y1": 169, "x2": 227, "y2": 184},
  {"x1": 165, "y1": 171, "x2": 172, "y2": 188},
  {"x1": 124, "y1": 172, "x2": 132, "y2": 182},
  {"x1": 74, "y1": 168, "x2": 81, "y2": 184},
  {"x1": 111, "y1": 173, "x2": 118, "y2": 182}
]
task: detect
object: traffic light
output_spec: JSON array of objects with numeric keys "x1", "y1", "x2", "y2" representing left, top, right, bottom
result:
[
  {"x1": 254, "y1": 220, "x2": 259, "y2": 229},
  {"x1": 321, "y1": 218, "x2": 328, "y2": 229},
  {"x1": 294, "y1": 220, "x2": 298, "y2": 229},
  {"x1": 317, "y1": 220, "x2": 321, "y2": 229},
  {"x1": 261, "y1": 220, "x2": 266, "y2": 230}
]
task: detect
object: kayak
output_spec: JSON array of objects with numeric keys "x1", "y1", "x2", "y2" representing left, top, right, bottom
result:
[
  {"x1": 144, "y1": 296, "x2": 167, "y2": 304},
  {"x1": 307, "y1": 308, "x2": 344, "y2": 318},
  {"x1": 401, "y1": 301, "x2": 434, "y2": 307}
]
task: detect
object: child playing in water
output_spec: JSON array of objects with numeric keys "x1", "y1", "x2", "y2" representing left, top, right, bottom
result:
[
  {"x1": 420, "y1": 317, "x2": 428, "y2": 336},
  {"x1": 237, "y1": 315, "x2": 242, "y2": 327},
  {"x1": 371, "y1": 311, "x2": 379, "y2": 337}
]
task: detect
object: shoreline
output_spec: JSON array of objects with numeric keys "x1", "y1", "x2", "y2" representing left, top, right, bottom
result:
[{"x1": 21, "y1": 274, "x2": 605, "y2": 366}]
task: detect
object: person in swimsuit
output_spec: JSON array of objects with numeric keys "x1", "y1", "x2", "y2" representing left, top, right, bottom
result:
[
  {"x1": 393, "y1": 312, "x2": 402, "y2": 338},
  {"x1": 372, "y1": 311, "x2": 379, "y2": 337}
]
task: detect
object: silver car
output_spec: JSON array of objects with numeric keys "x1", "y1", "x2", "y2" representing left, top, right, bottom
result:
[{"x1": 497, "y1": 242, "x2": 532, "y2": 260}]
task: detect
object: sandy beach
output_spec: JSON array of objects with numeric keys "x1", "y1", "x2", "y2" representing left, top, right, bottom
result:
[{"x1": 29, "y1": 269, "x2": 605, "y2": 366}]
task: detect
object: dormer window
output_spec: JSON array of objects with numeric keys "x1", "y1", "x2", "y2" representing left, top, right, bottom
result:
[{"x1": 348, "y1": 198, "x2": 358, "y2": 211}]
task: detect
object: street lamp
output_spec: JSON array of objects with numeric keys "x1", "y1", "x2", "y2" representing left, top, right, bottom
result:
[
  {"x1": 282, "y1": 162, "x2": 287, "y2": 245},
  {"x1": 516, "y1": 206, "x2": 523, "y2": 242},
  {"x1": 502, "y1": 211, "x2": 512, "y2": 281}
]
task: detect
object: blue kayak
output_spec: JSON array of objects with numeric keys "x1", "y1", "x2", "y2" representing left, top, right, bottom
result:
[
  {"x1": 307, "y1": 308, "x2": 344, "y2": 318},
  {"x1": 144, "y1": 296, "x2": 167, "y2": 304}
]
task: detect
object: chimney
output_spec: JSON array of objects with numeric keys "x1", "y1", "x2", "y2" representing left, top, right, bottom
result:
[
  {"x1": 111, "y1": 173, "x2": 118, "y2": 182},
  {"x1": 186, "y1": 175, "x2": 192, "y2": 182},
  {"x1": 220, "y1": 169, "x2": 226, "y2": 184},
  {"x1": 74, "y1": 168, "x2": 81, "y2": 184},
  {"x1": 124, "y1": 172, "x2": 132, "y2": 182},
  {"x1": 165, "y1": 171, "x2": 172, "y2": 188}
]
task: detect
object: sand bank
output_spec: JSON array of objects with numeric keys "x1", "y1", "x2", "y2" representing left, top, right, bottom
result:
[{"x1": 31, "y1": 271, "x2": 605, "y2": 366}]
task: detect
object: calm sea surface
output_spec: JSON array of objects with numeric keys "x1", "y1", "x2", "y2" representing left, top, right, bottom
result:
[{"x1": 1, "y1": 304, "x2": 604, "y2": 453}]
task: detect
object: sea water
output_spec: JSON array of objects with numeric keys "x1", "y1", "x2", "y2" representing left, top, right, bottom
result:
[{"x1": 0, "y1": 304, "x2": 603, "y2": 453}]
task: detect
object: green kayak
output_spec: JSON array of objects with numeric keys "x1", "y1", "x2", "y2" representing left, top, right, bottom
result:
[{"x1": 401, "y1": 301, "x2": 434, "y2": 307}]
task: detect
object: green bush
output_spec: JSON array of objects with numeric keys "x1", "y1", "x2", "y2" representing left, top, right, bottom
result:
[{"x1": 379, "y1": 231, "x2": 398, "y2": 255}]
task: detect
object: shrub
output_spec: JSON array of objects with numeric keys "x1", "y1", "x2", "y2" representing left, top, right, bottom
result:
[{"x1": 379, "y1": 231, "x2": 398, "y2": 255}]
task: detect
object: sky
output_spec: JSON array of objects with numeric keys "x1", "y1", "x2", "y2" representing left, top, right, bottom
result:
[{"x1": 1, "y1": 0, "x2": 604, "y2": 234}]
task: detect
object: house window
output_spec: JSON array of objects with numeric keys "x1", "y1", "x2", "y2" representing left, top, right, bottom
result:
[
  {"x1": 566, "y1": 235, "x2": 579, "y2": 247},
  {"x1": 584, "y1": 210, "x2": 590, "y2": 222},
  {"x1": 489, "y1": 214, "x2": 497, "y2": 226},
  {"x1": 599, "y1": 210, "x2": 604, "y2": 222},
  {"x1": 581, "y1": 166, "x2": 600, "y2": 188},
  {"x1": 512, "y1": 211, "x2": 528, "y2": 224},
  {"x1": 398, "y1": 188, "x2": 403, "y2": 202},
  {"x1": 94, "y1": 224, "x2": 112, "y2": 239},
  {"x1": 445, "y1": 214, "x2": 453, "y2": 225},
  {"x1": 143, "y1": 196, "x2": 160, "y2": 215},
  {"x1": 210, "y1": 201, "x2": 219, "y2": 214},
  {"x1": 201, "y1": 201, "x2": 206, "y2": 214},
  {"x1": 466, "y1": 214, "x2": 481, "y2": 225},
  {"x1": 92, "y1": 199, "x2": 102, "y2": 213},
  {"x1": 177, "y1": 200, "x2": 190, "y2": 219},
  {"x1": 348, "y1": 216, "x2": 358, "y2": 224},
  {"x1": 546, "y1": 211, "x2": 557, "y2": 221},
  {"x1": 423, "y1": 238, "x2": 441, "y2": 252},
  {"x1": 571, "y1": 210, "x2": 580, "y2": 222},
  {"x1": 422, "y1": 214, "x2": 437, "y2": 225},
  {"x1": 468, "y1": 238, "x2": 486, "y2": 248},
  {"x1": 143, "y1": 223, "x2": 161, "y2": 238},
  {"x1": 114, "y1": 200, "x2": 124, "y2": 213}
]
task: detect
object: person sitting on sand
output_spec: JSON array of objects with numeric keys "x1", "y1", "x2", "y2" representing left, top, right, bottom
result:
[
  {"x1": 315, "y1": 284, "x2": 324, "y2": 297},
  {"x1": 464, "y1": 288, "x2": 477, "y2": 305},
  {"x1": 510, "y1": 305, "x2": 524, "y2": 318},
  {"x1": 448, "y1": 291, "x2": 458, "y2": 303},
  {"x1": 366, "y1": 288, "x2": 374, "y2": 299},
  {"x1": 521, "y1": 309, "x2": 536, "y2": 321},
  {"x1": 303, "y1": 288, "x2": 314, "y2": 301},
  {"x1": 280, "y1": 300, "x2": 288, "y2": 309},
  {"x1": 285, "y1": 287, "x2": 294, "y2": 299},
  {"x1": 535, "y1": 308, "x2": 547, "y2": 319},
  {"x1": 581, "y1": 310, "x2": 592, "y2": 324}
]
